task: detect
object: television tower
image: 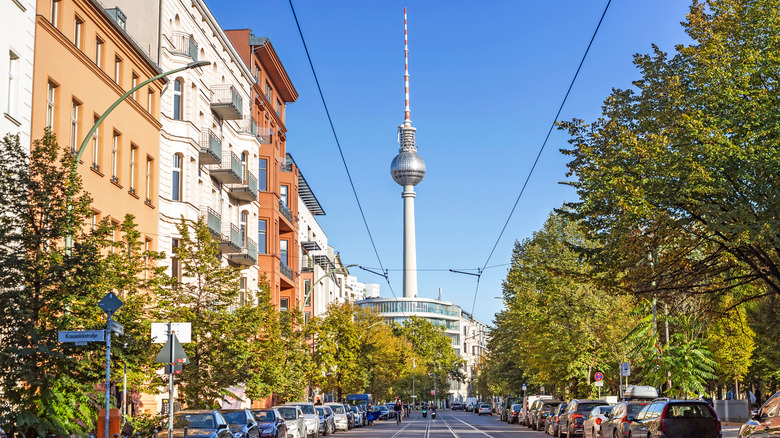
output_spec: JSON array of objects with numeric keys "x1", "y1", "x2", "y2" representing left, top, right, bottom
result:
[{"x1": 390, "y1": 8, "x2": 426, "y2": 298}]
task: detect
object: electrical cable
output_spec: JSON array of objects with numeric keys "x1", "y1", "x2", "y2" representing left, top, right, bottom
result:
[{"x1": 470, "y1": 0, "x2": 613, "y2": 316}]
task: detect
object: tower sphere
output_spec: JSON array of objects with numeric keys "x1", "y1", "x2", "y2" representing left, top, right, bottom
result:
[{"x1": 390, "y1": 149, "x2": 426, "y2": 186}]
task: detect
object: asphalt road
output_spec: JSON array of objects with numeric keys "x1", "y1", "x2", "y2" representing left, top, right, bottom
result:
[{"x1": 329, "y1": 410, "x2": 743, "y2": 438}]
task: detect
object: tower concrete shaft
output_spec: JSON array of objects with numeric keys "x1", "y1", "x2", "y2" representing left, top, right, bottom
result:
[{"x1": 402, "y1": 185, "x2": 418, "y2": 298}]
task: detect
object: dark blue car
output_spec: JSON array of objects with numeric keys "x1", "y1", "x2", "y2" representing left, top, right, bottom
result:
[{"x1": 251, "y1": 409, "x2": 287, "y2": 438}]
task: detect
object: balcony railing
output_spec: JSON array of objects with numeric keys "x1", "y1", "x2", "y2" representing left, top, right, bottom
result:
[
  {"x1": 218, "y1": 223, "x2": 242, "y2": 254},
  {"x1": 280, "y1": 159, "x2": 293, "y2": 172},
  {"x1": 209, "y1": 151, "x2": 242, "y2": 184},
  {"x1": 301, "y1": 256, "x2": 314, "y2": 273},
  {"x1": 228, "y1": 171, "x2": 258, "y2": 202},
  {"x1": 229, "y1": 237, "x2": 257, "y2": 266},
  {"x1": 238, "y1": 115, "x2": 259, "y2": 137},
  {"x1": 210, "y1": 85, "x2": 243, "y2": 120},
  {"x1": 280, "y1": 262, "x2": 293, "y2": 280},
  {"x1": 199, "y1": 129, "x2": 222, "y2": 165},
  {"x1": 201, "y1": 206, "x2": 221, "y2": 237},
  {"x1": 171, "y1": 31, "x2": 198, "y2": 60},
  {"x1": 256, "y1": 126, "x2": 273, "y2": 144},
  {"x1": 279, "y1": 200, "x2": 293, "y2": 224}
]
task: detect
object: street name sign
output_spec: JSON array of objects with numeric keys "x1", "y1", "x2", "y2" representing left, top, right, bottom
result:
[
  {"x1": 594, "y1": 381, "x2": 604, "y2": 387},
  {"x1": 108, "y1": 319, "x2": 124, "y2": 336},
  {"x1": 59, "y1": 330, "x2": 105, "y2": 345},
  {"x1": 151, "y1": 322, "x2": 192, "y2": 343}
]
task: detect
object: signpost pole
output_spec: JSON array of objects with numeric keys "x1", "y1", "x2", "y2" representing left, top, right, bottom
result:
[
  {"x1": 168, "y1": 322, "x2": 174, "y2": 436},
  {"x1": 105, "y1": 313, "x2": 112, "y2": 438}
]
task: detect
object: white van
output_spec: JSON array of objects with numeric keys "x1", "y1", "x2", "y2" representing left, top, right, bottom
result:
[{"x1": 521, "y1": 395, "x2": 557, "y2": 426}]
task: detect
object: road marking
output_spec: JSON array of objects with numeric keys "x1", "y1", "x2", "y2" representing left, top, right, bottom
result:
[
  {"x1": 391, "y1": 418, "x2": 416, "y2": 438},
  {"x1": 441, "y1": 414, "x2": 460, "y2": 437},
  {"x1": 452, "y1": 415, "x2": 495, "y2": 438},
  {"x1": 424, "y1": 417, "x2": 431, "y2": 438}
]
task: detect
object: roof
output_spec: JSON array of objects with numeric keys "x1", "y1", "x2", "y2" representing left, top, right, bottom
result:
[{"x1": 287, "y1": 153, "x2": 325, "y2": 215}]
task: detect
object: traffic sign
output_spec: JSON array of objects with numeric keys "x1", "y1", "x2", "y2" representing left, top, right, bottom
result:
[
  {"x1": 98, "y1": 292, "x2": 123, "y2": 316},
  {"x1": 620, "y1": 362, "x2": 631, "y2": 377},
  {"x1": 108, "y1": 319, "x2": 124, "y2": 336},
  {"x1": 151, "y1": 322, "x2": 192, "y2": 343},
  {"x1": 522, "y1": 383, "x2": 527, "y2": 391},
  {"x1": 594, "y1": 372, "x2": 604, "y2": 382},
  {"x1": 594, "y1": 381, "x2": 604, "y2": 387},
  {"x1": 431, "y1": 390, "x2": 435, "y2": 395},
  {"x1": 58, "y1": 330, "x2": 106, "y2": 345},
  {"x1": 155, "y1": 333, "x2": 190, "y2": 364}
]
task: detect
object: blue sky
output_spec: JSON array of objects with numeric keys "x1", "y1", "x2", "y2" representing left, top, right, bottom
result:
[{"x1": 209, "y1": 0, "x2": 693, "y2": 325}]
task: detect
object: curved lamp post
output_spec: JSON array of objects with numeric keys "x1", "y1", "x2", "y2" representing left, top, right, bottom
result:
[{"x1": 65, "y1": 60, "x2": 211, "y2": 250}]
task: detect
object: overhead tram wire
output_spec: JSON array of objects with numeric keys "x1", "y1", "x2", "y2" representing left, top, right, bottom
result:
[
  {"x1": 469, "y1": 0, "x2": 613, "y2": 317},
  {"x1": 287, "y1": 0, "x2": 401, "y2": 303}
]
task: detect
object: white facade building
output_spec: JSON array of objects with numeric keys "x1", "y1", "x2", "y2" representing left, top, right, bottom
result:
[{"x1": 1, "y1": 0, "x2": 35, "y2": 150}]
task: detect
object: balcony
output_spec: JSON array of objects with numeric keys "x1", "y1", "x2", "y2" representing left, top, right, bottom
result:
[
  {"x1": 301, "y1": 256, "x2": 314, "y2": 273},
  {"x1": 280, "y1": 262, "x2": 293, "y2": 280},
  {"x1": 238, "y1": 116, "x2": 259, "y2": 137},
  {"x1": 218, "y1": 223, "x2": 242, "y2": 254},
  {"x1": 256, "y1": 126, "x2": 273, "y2": 144},
  {"x1": 199, "y1": 130, "x2": 222, "y2": 165},
  {"x1": 228, "y1": 171, "x2": 258, "y2": 202},
  {"x1": 201, "y1": 206, "x2": 221, "y2": 237},
  {"x1": 170, "y1": 31, "x2": 198, "y2": 60},
  {"x1": 209, "y1": 151, "x2": 242, "y2": 184},
  {"x1": 280, "y1": 158, "x2": 293, "y2": 173},
  {"x1": 279, "y1": 200, "x2": 294, "y2": 224},
  {"x1": 301, "y1": 240, "x2": 322, "y2": 252},
  {"x1": 229, "y1": 238, "x2": 258, "y2": 266},
  {"x1": 210, "y1": 85, "x2": 243, "y2": 120}
]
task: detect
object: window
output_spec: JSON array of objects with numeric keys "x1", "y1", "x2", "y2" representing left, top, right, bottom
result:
[
  {"x1": 144, "y1": 238, "x2": 151, "y2": 280},
  {"x1": 7, "y1": 52, "x2": 18, "y2": 116},
  {"x1": 73, "y1": 17, "x2": 83, "y2": 49},
  {"x1": 239, "y1": 278, "x2": 246, "y2": 306},
  {"x1": 131, "y1": 73, "x2": 138, "y2": 100},
  {"x1": 91, "y1": 115, "x2": 100, "y2": 170},
  {"x1": 49, "y1": 0, "x2": 59, "y2": 27},
  {"x1": 90, "y1": 211, "x2": 98, "y2": 231},
  {"x1": 280, "y1": 240, "x2": 288, "y2": 266},
  {"x1": 276, "y1": 99, "x2": 282, "y2": 115},
  {"x1": 240, "y1": 211, "x2": 248, "y2": 246},
  {"x1": 304, "y1": 279, "x2": 311, "y2": 306},
  {"x1": 147, "y1": 90, "x2": 154, "y2": 113},
  {"x1": 258, "y1": 158, "x2": 267, "y2": 191},
  {"x1": 240, "y1": 151, "x2": 248, "y2": 182},
  {"x1": 171, "y1": 153, "x2": 182, "y2": 201},
  {"x1": 265, "y1": 81, "x2": 272, "y2": 100},
  {"x1": 145, "y1": 157, "x2": 153, "y2": 204},
  {"x1": 258, "y1": 219, "x2": 267, "y2": 254},
  {"x1": 129, "y1": 145, "x2": 137, "y2": 193},
  {"x1": 280, "y1": 298, "x2": 289, "y2": 312},
  {"x1": 280, "y1": 185, "x2": 288, "y2": 206},
  {"x1": 114, "y1": 56, "x2": 122, "y2": 85},
  {"x1": 70, "y1": 100, "x2": 80, "y2": 154},
  {"x1": 95, "y1": 37, "x2": 103, "y2": 67},
  {"x1": 171, "y1": 238, "x2": 181, "y2": 281},
  {"x1": 304, "y1": 312, "x2": 311, "y2": 325},
  {"x1": 172, "y1": 78, "x2": 183, "y2": 120},
  {"x1": 111, "y1": 132, "x2": 119, "y2": 182},
  {"x1": 46, "y1": 82, "x2": 56, "y2": 128}
]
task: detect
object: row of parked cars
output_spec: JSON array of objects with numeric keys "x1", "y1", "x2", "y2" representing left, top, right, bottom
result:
[{"x1": 157, "y1": 401, "x2": 368, "y2": 438}]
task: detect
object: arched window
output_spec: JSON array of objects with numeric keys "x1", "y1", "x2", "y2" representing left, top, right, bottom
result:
[
  {"x1": 172, "y1": 153, "x2": 182, "y2": 201},
  {"x1": 172, "y1": 78, "x2": 183, "y2": 120},
  {"x1": 240, "y1": 211, "x2": 248, "y2": 246}
]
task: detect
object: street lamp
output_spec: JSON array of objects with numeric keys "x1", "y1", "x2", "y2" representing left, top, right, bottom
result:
[{"x1": 65, "y1": 60, "x2": 211, "y2": 249}]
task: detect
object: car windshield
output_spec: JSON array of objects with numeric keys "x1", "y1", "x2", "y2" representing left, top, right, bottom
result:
[
  {"x1": 378, "y1": 406, "x2": 388, "y2": 411},
  {"x1": 222, "y1": 412, "x2": 246, "y2": 425},
  {"x1": 330, "y1": 406, "x2": 345, "y2": 414},
  {"x1": 315, "y1": 407, "x2": 325, "y2": 416},
  {"x1": 277, "y1": 407, "x2": 298, "y2": 420},
  {"x1": 666, "y1": 403, "x2": 714, "y2": 418},
  {"x1": 296, "y1": 404, "x2": 315, "y2": 415},
  {"x1": 253, "y1": 411, "x2": 275, "y2": 423},
  {"x1": 173, "y1": 413, "x2": 215, "y2": 429},
  {"x1": 578, "y1": 403, "x2": 606, "y2": 412}
]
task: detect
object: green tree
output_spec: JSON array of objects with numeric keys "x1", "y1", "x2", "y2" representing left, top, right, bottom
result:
[{"x1": 559, "y1": 0, "x2": 780, "y2": 304}]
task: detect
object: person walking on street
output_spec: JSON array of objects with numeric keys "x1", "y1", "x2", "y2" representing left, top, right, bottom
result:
[{"x1": 394, "y1": 399, "x2": 403, "y2": 424}]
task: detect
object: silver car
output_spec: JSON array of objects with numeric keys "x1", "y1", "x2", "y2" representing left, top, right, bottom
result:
[
  {"x1": 285, "y1": 402, "x2": 319, "y2": 438},
  {"x1": 273, "y1": 405, "x2": 305, "y2": 438},
  {"x1": 325, "y1": 403, "x2": 350, "y2": 431}
]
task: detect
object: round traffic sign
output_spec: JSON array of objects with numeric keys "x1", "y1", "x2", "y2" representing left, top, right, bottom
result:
[{"x1": 594, "y1": 372, "x2": 604, "y2": 382}]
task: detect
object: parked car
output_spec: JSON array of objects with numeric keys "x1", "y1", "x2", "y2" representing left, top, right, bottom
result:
[
  {"x1": 157, "y1": 410, "x2": 233, "y2": 438},
  {"x1": 285, "y1": 403, "x2": 319, "y2": 438},
  {"x1": 452, "y1": 403, "x2": 464, "y2": 411},
  {"x1": 314, "y1": 407, "x2": 332, "y2": 436},
  {"x1": 377, "y1": 405, "x2": 389, "y2": 421},
  {"x1": 628, "y1": 398, "x2": 721, "y2": 438},
  {"x1": 532, "y1": 400, "x2": 563, "y2": 431},
  {"x1": 348, "y1": 406, "x2": 362, "y2": 428},
  {"x1": 251, "y1": 409, "x2": 287, "y2": 438},
  {"x1": 599, "y1": 401, "x2": 649, "y2": 438},
  {"x1": 220, "y1": 409, "x2": 260, "y2": 438},
  {"x1": 507, "y1": 403, "x2": 521, "y2": 424},
  {"x1": 500, "y1": 397, "x2": 521, "y2": 422},
  {"x1": 522, "y1": 395, "x2": 558, "y2": 426},
  {"x1": 582, "y1": 405, "x2": 613, "y2": 438},
  {"x1": 325, "y1": 403, "x2": 349, "y2": 431},
  {"x1": 478, "y1": 403, "x2": 493, "y2": 416},
  {"x1": 559, "y1": 399, "x2": 609, "y2": 438},
  {"x1": 546, "y1": 403, "x2": 568, "y2": 437},
  {"x1": 340, "y1": 404, "x2": 353, "y2": 430},
  {"x1": 384, "y1": 403, "x2": 397, "y2": 419},
  {"x1": 740, "y1": 389, "x2": 780, "y2": 437},
  {"x1": 273, "y1": 405, "x2": 305, "y2": 438}
]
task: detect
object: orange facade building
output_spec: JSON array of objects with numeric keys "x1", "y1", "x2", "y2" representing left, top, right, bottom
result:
[
  {"x1": 31, "y1": 0, "x2": 163, "y2": 247},
  {"x1": 225, "y1": 30, "x2": 302, "y2": 312}
]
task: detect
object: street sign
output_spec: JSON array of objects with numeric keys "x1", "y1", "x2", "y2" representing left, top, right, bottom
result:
[
  {"x1": 594, "y1": 372, "x2": 604, "y2": 382},
  {"x1": 594, "y1": 381, "x2": 604, "y2": 387},
  {"x1": 151, "y1": 322, "x2": 192, "y2": 343},
  {"x1": 522, "y1": 383, "x2": 527, "y2": 391},
  {"x1": 58, "y1": 330, "x2": 106, "y2": 345},
  {"x1": 431, "y1": 390, "x2": 435, "y2": 395},
  {"x1": 108, "y1": 319, "x2": 124, "y2": 336},
  {"x1": 164, "y1": 364, "x2": 183, "y2": 375},
  {"x1": 98, "y1": 292, "x2": 123, "y2": 316},
  {"x1": 620, "y1": 362, "x2": 631, "y2": 377},
  {"x1": 155, "y1": 333, "x2": 190, "y2": 364}
]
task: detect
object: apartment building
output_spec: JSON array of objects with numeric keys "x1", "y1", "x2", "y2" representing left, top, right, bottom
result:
[
  {"x1": 296, "y1": 159, "x2": 326, "y2": 324},
  {"x1": 1, "y1": 0, "x2": 35, "y2": 149},
  {"x1": 31, "y1": 0, "x2": 164, "y2": 248}
]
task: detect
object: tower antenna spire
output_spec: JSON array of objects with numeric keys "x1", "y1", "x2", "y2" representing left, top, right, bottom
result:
[{"x1": 404, "y1": 7, "x2": 411, "y2": 125}]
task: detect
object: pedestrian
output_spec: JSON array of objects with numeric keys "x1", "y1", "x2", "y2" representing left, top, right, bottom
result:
[
  {"x1": 367, "y1": 403, "x2": 374, "y2": 426},
  {"x1": 315, "y1": 396, "x2": 322, "y2": 405}
]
